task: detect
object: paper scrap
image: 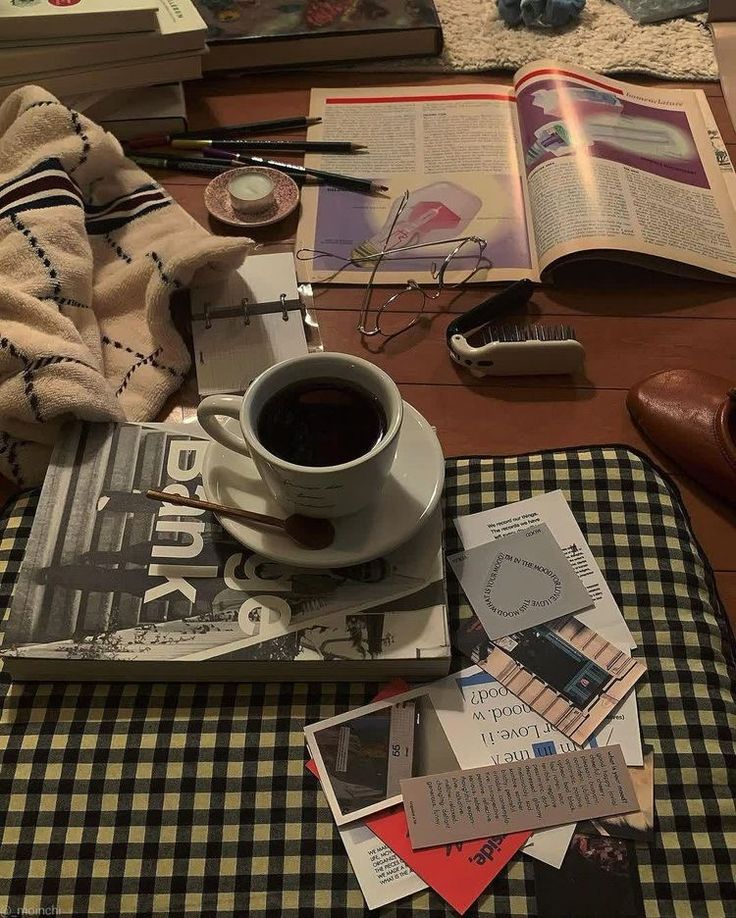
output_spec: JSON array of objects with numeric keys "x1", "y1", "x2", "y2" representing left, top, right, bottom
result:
[
  {"x1": 521, "y1": 824, "x2": 575, "y2": 869},
  {"x1": 448, "y1": 524, "x2": 592, "y2": 641},
  {"x1": 576, "y1": 747, "x2": 654, "y2": 846},
  {"x1": 306, "y1": 760, "x2": 426, "y2": 909},
  {"x1": 454, "y1": 490, "x2": 635, "y2": 651},
  {"x1": 304, "y1": 678, "x2": 427, "y2": 910},
  {"x1": 402, "y1": 746, "x2": 638, "y2": 849}
]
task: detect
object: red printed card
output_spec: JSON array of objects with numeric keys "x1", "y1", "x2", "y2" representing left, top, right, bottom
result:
[{"x1": 363, "y1": 807, "x2": 529, "y2": 914}]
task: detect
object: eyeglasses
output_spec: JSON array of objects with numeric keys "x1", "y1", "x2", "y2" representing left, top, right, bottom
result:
[{"x1": 296, "y1": 190, "x2": 490, "y2": 342}]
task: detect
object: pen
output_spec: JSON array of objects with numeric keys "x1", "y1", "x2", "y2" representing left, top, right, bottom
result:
[
  {"x1": 204, "y1": 148, "x2": 388, "y2": 194},
  {"x1": 130, "y1": 150, "x2": 386, "y2": 195},
  {"x1": 129, "y1": 152, "x2": 312, "y2": 186},
  {"x1": 171, "y1": 138, "x2": 366, "y2": 154}
]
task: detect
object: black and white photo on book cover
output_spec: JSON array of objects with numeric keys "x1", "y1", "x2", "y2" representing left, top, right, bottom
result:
[{"x1": 3, "y1": 422, "x2": 439, "y2": 665}]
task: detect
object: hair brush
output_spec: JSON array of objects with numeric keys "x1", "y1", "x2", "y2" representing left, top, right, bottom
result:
[{"x1": 446, "y1": 280, "x2": 585, "y2": 377}]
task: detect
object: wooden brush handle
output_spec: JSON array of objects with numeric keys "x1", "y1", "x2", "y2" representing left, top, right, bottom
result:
[{"x1": 146, "y1": 489, "x2": 286, "y2": 529}]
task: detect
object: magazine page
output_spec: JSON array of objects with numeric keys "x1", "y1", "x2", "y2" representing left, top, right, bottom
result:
[
  {"x1": 513, "y1": 60, "x2": 736, "y2": 279},
  {"x1": 296, "y1": 84, "x2": 538, "y2": 285},
  {"x1": 3, "y1": 422, "x2": 437, "y2": 664},
  {"x1": 695, "y1": 91, "x2": 736, "y2": 211}
]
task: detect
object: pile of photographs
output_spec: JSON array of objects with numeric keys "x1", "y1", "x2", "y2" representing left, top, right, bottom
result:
[{"x1": 305, "y1": 491, "x2": 653, "y2": 914}]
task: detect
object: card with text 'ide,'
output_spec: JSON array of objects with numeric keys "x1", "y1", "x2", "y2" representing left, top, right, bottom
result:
[
  {"x1": 448, "y1": 524, "x2": 593, "y2": 642},
  {"x1": 364, "y1": 807, "x2": 529, "y2": 915}
]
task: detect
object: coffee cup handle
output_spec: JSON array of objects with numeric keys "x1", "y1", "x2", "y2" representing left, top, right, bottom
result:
[{"x1": 197, "y1": 395, "x2": 252, "y2": 458}]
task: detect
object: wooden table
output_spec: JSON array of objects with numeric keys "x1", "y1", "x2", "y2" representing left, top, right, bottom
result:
[{"x1": 6, "y1": 70, "x2": 736, "y2": 631}]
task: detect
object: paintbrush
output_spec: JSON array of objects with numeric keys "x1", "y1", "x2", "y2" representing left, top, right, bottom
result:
[
  {"x1": 203, "y1": 148, "x2": 387, "y2": 194},
  {"x1": 171, "y1": 138, "x2": 366, "y2": 155},
  {"x1": 127, "y1": 116, "x2": 323, "y2": 149}
]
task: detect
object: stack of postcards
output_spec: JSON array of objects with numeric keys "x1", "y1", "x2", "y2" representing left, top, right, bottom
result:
[{"x1": 305, "y1": 491, "x2": 653, "y2": 915}]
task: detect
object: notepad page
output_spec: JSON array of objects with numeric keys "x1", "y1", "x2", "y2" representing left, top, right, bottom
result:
[
  {"x1": 193, "y1": 310, "x2": 307, "y2": 395},
  {"x1": 238, "y1": 251, "x2": 300, "y2": 304},
  {"x1": 191, "y1": 251, "x2": 308, "y2": 396}
]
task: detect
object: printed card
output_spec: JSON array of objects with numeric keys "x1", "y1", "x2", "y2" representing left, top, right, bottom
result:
[
  {"x1": 364, "y1": 807, "x2": 530, "y2": 915},
  {"x1": 402, "y1": 746, "x2": 638, "y2": 849},
  {"x1": 448, "y1": 524, "x2": 592, "y2": 641},
  {"x1": 454, "y1": 490, "x2": 636, "y2": 651},
  {"x1": 455, "y1": 614, "x2": 646, "y2": 746},
  {"x1": 305, "y1": 686, "x2": 460, "y2": 826}
]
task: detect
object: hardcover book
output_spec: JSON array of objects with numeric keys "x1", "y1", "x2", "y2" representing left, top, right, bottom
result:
[
  {"x1": 91, "y1": 84, "x2": 188, "y2": 142},
  {"x1": 191, "y1": 0, "x2": 442, "y2": 72},
  {"x1": 0, "y1": 0, "x2": 159, "y2": 40},
  {"x1": 0, "y1": 0, "x2": 206, "y2": 80},
  {"x1": 2, "y1": 422, "x2": 449, "y2": 682},
  {"x1": 0, "y1": 52, "x2": 203, "y2": 105}
]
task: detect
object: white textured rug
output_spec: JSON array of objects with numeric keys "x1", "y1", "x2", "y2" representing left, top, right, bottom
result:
[{"x1": 359, "y1": 0, "x2": 717, "y2": 80}]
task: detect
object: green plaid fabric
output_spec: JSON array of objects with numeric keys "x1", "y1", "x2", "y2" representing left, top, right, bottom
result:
[{"x1": 0, "y1": 447, "x2": 734, "y2": 918}]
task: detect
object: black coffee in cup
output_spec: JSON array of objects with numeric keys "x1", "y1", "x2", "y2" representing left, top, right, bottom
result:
[{"x1": 257, "y1": 377, "x2": 388, "y2": 467}]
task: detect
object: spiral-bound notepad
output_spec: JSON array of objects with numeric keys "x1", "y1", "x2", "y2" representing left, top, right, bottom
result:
[{"x1": 190, "y1": 251, "x2": 309, "y2": 396}]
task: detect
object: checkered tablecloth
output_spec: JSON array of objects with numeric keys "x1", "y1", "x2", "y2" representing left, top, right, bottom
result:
[{"x1": 1, "y1": 446, "x2": 734, "y2": 918}]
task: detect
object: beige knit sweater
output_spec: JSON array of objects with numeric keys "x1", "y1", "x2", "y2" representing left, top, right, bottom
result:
[{"x1": 0, "y1": 86, "x2": 253, "y2": 487}]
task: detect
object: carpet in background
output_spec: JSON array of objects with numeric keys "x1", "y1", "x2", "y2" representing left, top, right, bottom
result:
[{"x1": 356, "y1": 0, "x2": 717, "y2": 80}]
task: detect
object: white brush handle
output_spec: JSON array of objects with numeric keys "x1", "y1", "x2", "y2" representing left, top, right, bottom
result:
[{"x1": 450, "y1": 337, "x2": 585, "y2": 377}]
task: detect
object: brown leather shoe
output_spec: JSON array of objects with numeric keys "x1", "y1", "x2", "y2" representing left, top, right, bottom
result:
[{"x1": 627, "y1": 369, "x2": 736, "y2": 505}]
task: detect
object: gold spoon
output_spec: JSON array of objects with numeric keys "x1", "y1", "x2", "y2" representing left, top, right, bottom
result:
[{"x1": 146, "y1": 489, "x2": 335, "y2": 551}]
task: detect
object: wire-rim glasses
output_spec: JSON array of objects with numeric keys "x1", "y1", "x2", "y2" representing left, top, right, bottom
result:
[{"x1": 296, "y1": 190, "x2": 490, "y2": 341}]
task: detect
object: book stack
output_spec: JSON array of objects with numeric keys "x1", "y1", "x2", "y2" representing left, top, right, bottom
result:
[{"x1": 0, "y1": 0, "x2": 206, "y2": 105}]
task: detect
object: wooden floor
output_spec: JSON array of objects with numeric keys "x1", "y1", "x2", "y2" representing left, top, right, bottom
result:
[{"x1": 5, "y1": 69, "x2": 736, "y2": 630}]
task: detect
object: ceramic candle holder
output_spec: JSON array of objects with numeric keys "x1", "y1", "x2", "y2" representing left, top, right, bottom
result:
[{"x1": 227, "y1": 171, "x2": 276, "y2": 215}]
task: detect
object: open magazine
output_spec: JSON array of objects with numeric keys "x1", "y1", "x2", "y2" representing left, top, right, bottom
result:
[{"x1": 296, "y1": 59, "x2": 736, "y2": 285}]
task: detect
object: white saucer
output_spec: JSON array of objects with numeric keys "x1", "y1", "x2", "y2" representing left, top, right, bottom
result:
[{"x1": 201, "y1": 401, "x2": 445, "y2": 568}]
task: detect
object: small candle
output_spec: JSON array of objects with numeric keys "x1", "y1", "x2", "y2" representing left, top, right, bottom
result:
[{"x1": 228, "y1": 172, "x2": 275, "y2": 214}]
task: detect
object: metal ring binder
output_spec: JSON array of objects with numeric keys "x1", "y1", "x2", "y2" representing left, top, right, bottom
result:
[{"x1": 191, "y1": 294, "x2": 296, "y2": 324}]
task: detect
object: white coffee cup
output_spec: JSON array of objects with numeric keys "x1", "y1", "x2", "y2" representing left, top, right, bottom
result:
[{"x1": 197, "y1": 353, "x2": 404, "y2": 518}]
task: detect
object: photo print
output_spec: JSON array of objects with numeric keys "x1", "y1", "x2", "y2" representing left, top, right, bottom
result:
[{"x1": 306, "y1": 687, "x2": 458, "y2": 825}]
